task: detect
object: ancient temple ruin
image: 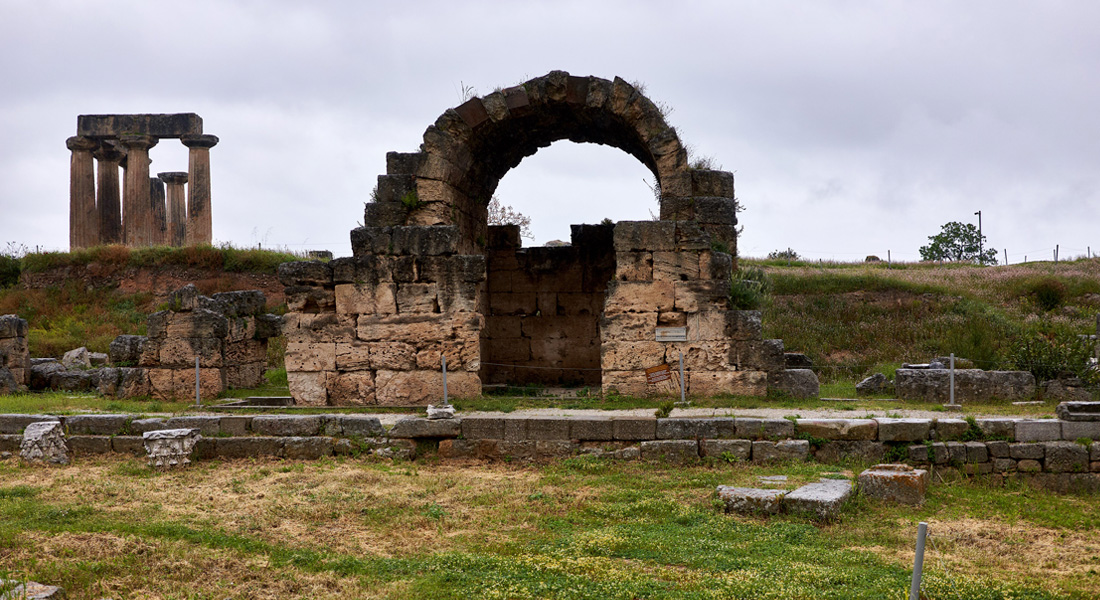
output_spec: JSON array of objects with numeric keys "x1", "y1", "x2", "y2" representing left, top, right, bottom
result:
[
  {"x1": 280, "y1": 71, "x2": 812, "y2": 405},
  {"x1": 67, "y1": 113, "x2": 217, "y2": 250}
]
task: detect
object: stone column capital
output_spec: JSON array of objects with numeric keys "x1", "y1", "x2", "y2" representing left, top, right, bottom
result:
[
  {"x1": 93, "y1": 144, "x2": 124, "y2": 162},
  {"x1": 119, "y1": 134, "x2": 159, "y2": 150},
  {"x1": 181, "y1": 134, "x2": 219, "y2": 149},
  {"x1": 158, "y1": 171, "x2": 189, "y2": 185},
  {"x1": 66, "y1": 136, "x2": 98, "y2": 152}
]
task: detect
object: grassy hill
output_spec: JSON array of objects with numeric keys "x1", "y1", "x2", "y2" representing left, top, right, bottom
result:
[
  {"x1": 0, "y1": 245, "x2": 297, "y2": 357},
  {"x1": 753, "y1": 257, "x2": 1100, "y2": 383}
]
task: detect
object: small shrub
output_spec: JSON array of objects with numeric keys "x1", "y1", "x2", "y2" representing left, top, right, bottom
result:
[
  {"x1": 728, "y1": 266, "x2": 770, "y2": 310},
  {"x1": 400, "y1": 191, "x2": 421, "y2": 211},
  {"x1": 1031, "y1": 277, "x2": 1067, "y2": 311},
  {"x1": 0, "y1": 255, "x2": 19, "y2": 288},
  {"x1": 1009, "y1": 331, "x2": 1097, "y2": 383},
  {"x1": 655, "y1": 401, "x2": 674, "y2": 418},
  {"x1": 768, "y1": 248, "x2": 800, "y2": 261}
]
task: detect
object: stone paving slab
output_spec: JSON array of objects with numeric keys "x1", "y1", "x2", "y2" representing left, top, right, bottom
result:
[
  {"x1": 784, "y1": 478, "x2": 853, "y2": 519},
  {"x1": 716, "y1": 486, "x2": 785, "y2": 514}
]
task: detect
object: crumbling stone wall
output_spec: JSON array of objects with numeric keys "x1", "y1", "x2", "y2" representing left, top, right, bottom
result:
[
  {"x1": 107, "y1": 285, "x2": 280, "y2": 400},
  {"x1": 280, "y1": 70, "x2": 807, "y2": 405},
  {"x1": 280, "y1": 229, "x2": 484, "y2": 406},
  {"x1": 483, "y1": 224, "x2": 614, "y2": 387},
  {"x1": 0, "y1": 315, "x2": 29, "y2": 393},
  {"x1": 895, "y1": 369, "x2": 1036, "y2": 402}
]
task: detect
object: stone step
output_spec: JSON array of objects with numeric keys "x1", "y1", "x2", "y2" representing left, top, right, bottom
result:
[{"x1": 783, "y1": 478, "x2": 853, "y2": 520}]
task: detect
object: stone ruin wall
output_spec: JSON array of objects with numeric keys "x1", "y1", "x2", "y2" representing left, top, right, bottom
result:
[
  {"x1": 0, "y1": 315, "x2": 29, "y2": 393},
  {"x1": 483, "y1": 224, "x2": 614, "y2": 387},
  {"x1": 279, "y1": 71, "x2": 808, "y2": 406}
]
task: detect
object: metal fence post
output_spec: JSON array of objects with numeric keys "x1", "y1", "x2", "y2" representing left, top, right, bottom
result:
[
  {"x1": 442, "y1": 355, "x2": 449, "y2": 405},
  {"x1": 910, "y1": 521, "x2": 928, "y2": 600},
  {"x1": 679, "y1": 352, "x2": 685, "y2": 404},
  {"x1": 949, "y1": 353, "x2": 955, "y2": 406},
  {"x1": 194, "y1": 356, "x2": 201, "y2": 407}
]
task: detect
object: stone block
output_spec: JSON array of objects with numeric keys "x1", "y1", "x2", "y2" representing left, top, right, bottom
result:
[
  {"x1": 336, "y1": 415, "x2": 385, "y2": 438},
  {"x1": 858, "y1": 464, "x2": 929, "y2": 505},
  {"x1": 285, "y1": 342, "x2": 337, "y2": 372},
  {"x1": 1056, "y1": 401, "x2": 1100, "y2": 422},
  {"x1": 460, "y1": 416, "x2": 503, "y2": 440},
  {"x1": 976, "y1": 418, "x2": 1018, "y2": 440},
  {"x1": 688, "y1": 370, "x2": 768, "y2": 397},
  {"x1": 388, "y1": 417, "x2": 461, "y2": 438},
  {"x1": 111, "y1": 436, "x2": 146, "y2": 456},
  {"x1": 784, "y1": 479, "x2": 853, "y2": 520},
  {"x1": 219, "y1": 416, "x2": 252, "y2": 437},
  {"x1": 1016, "y1": 420, "x2": 1062, "y2": 442},
  {"x1": 614, "y1": 251, "x2": 653, "y2": 281},
  {"x1": 657, "y1": 418, "x2": 718, "y2": 440},
  {"x1": 813, "y1": 441, "x2": 887, "y2": 464},
  {"x1": 731, "y1": 339, "x2": 785, "y2": 372},
  {"x1": 752, "y1": 439, "x2": 809, "y2": 463},
  {"x1": 0, "y1": 314, "x2": 29, "y2": 338},
  {"x1": 288, "y1": 371, "x2": 328, "y2": 406},
  {"x1": 734, "y1": 418, "x2": 794, "y2": 440},
  {"x1": 716, "y1": 486, "x2": 785, "y2": 514},
  {"x1": 570, "y1": 418, "x2": 614, "y2": 441},
  {"x1": 19, "y1": 421, "x2": 67, "y2": 464},
  {"x1": 250, "y1": 415, "x2": 321, "y2": 437},
  {"x1": 672, "y1": 280, "x2": 728, "y2": 313},
  {"x1": 613, "y1": 221, "x2": 676, "y2": 252},
  {"x1": 603, "y1": 281, "x2": 674, "y2": 314},
  {"x1": 769, "y1": 369, "x2": 819, "y2": 399},
  {"x1": 946, "y1": 441, "x2": 967, "y2": 464},
  {"x1": 1043, "y1": 441, "x2": 1090, "y2": 473},
  {"x1": 908, "y1": 443, "x2": 948, "y2": 464},
  {"x1": 1009, "y1": 443, "x2": 1045, "y2": 460},
  {"x1": 640, "y1": 439, "x2": 699, "y2": 464},
  {"x1": 932, "y1": 419, "x2": 970, "y2": 441},
  {"x1": 613, "y1": 417, "x2": 656, "y2": 441},
  {"x1": 216, "y1": 437, "x2": 284, "y2": 459},
  {"x1": 64, "y1": 414, "x2": 129, "y2": 436},
  {"x1": 986, "y1": 440, "x2": 1010, "y2": 458},
  {"x1": 284, "y1": 436, "x2": 334, "y2": 460},
  {"x1": 702, "y1": 439, "x2": 751, "y2": 460},
  {"x1": 992, "y1": 457, "x2": 1017, "y2": 472},
  {"x1": 0, "y1": 414, "x2": 61, "y2": 434},
  {"x1": 527, "y1": 418, "x2": 571, "y2": 441},
  {"x1": 600, "y1": 341, "x2": 665, "y2": 371},
  {"x1": 1062, "y1": 421, "x2": 1100, "y2": 441},
  {"x1": 109, "y1": 335, "x2": 146, "y2": 365},
  {"x1": 278, "y1": 261, "x2": 333, "y2": 286},
  {"x1": 1017, "y1": 459, "x2": 1042, "y2": 473},
  {"x1": 876, "y1": 418, "x2": 932, "y2": 442},
  {"x1": 374, "y1": 370, "x2": 480, "y2": 405},
  {"x1": 129, "y1": 418, "x2": 167, "y2": 434},
  {"x1": 964, "y1": 441, "x2": 989, "y2": 463},
  {"x1": 68, "y1": 435, "x2": 112, "y2": 455},
  {"x1": 164, "y1": 416, "x2": 221, "y2": 436},
  {"x1": 796, "y1": 419, "x2": 877, "y2": 441},
  {"x1": 164, "y1": 309, "x2": 229, "y2": 339},
  {"x1": 652, "y1": 251, "x2": 700, "y2": 281}
]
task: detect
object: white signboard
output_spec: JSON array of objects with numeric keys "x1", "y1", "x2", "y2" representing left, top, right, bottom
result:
[{"x1": 655, "y1": 326, "x2": 688, "y2": 342}]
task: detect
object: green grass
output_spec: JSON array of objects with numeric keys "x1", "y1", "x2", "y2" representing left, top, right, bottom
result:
[
  {"x1": 0, "y1": 391, "x2": 191, "y2": 415},
  {"x1": 17, "y1": 244, "x2": 302, "y2": 275},
  {"x1": 0, "y1": 455, "x2": 1092, "y2": 598}
]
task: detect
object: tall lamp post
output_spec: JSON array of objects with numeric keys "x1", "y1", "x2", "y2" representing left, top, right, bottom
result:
[{"x1": 974, "y1": 210, "x2": 982, "y2": 264}]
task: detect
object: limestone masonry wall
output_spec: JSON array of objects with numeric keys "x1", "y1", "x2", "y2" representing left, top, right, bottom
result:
[
  {"x1": 3, "y1": 413, "x2": 1096, "y2": 493},
  {"x1": 483, "y1": 224, "x2": 614, "y2": 387},
  {"x1": 0, "y1": 315, "x2": 29, "y2": 393}
]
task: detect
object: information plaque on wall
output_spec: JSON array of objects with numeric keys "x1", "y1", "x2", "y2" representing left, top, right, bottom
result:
[
  {"x1": 655, "y1": 326, "x2": 687, "y2": 342},
  {"x1": 645, "y1": 364, "x2": 673, "y2": 384}
]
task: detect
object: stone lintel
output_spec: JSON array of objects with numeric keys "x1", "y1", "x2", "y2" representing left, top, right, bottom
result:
[
  {"x1": 181, "y1": 133, "x2": 219, "y2": 149},
  {"x1": 78, "y1": 113, "x2": 203, "y2": 138}
]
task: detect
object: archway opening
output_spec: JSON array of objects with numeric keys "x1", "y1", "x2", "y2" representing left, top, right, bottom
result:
[{"x1": 478, "y1": 142, "x2": 657, "y2": 391}]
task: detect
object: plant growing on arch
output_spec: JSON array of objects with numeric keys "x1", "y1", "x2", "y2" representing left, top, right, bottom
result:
[
  {"x1": 919, "y1": 221, "x2": 997, "y2": 264},
  {"x1": 487, "y1": 197, "x2": 533, "y2": 239}
]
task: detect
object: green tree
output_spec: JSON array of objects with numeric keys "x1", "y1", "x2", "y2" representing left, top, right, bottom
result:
[{"x1": 919, "y1": 221, "x2": 997, "y2": 264}]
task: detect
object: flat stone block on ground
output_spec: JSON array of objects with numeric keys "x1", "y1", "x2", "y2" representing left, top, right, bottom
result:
[
  {"x1": 717, "y1": 486, "x2": 785, "y2": 514},
  {"x1": 388, "y1": 417, "x2": 461, "y2": 438},
  {"x1": 858, "y1": 464, "x2": 929, "y2": 505},
  {"x1": 784, "y1": 478, "x2": 853, "y2": 520},
  {"x1": 639, "y1": 439, "x2": 699, "y2": 464}
]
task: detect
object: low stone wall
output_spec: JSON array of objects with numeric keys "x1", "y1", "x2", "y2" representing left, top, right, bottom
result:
[
  {"x1": 3, "y1": 413, "x2": 1097, "y2": 491},
  {"x1": 0, "y1": 315, "x2": 29, "y2": 392},
  {"x1": 895, "y1": 368, "x2": 1035, "y2": 402}
]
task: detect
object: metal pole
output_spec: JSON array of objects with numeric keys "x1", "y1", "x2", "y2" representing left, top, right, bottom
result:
[
  {"x1": 1004, "y1": 249, "x2": 1008, "y2": 266},
  {"x1": 974, "y1": 210, "x2": 982, "y2": 264},
  {"x1": 194, "y1": 356, "x2": 201, "y2": 407},
  {"x1": 679, "y1": 351, "x2": 685, "y2": 404},
  {"x1": 909, "y1": 521, "x2": 928, "y2": 600},
  {"x1": 442, "y1": 354, "x2": 449, "y2": 405},
  {"x1": 949, "y1": 353, "x2": 955, "y2": 406}
]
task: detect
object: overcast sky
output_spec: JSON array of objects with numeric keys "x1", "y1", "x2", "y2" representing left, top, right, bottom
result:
[{"x1": 2, "y1": 0, "x2": 1098, "y2": 263}]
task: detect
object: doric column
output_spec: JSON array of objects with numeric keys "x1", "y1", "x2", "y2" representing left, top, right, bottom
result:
[
  {"x1": 119, "y1": 135, "x2": 158, "y2": 246},
  {"x1": 158, "y1": 172, "x2": 188, "y2": 247},
  {"x1": 93, "y1": 143, "x2": 124, "y2": 245},
  {"x1": 150, "y1": 176, "x2": 167, "y2": 246},
  {"x1": 67, "y1": 136, "x2": 98, "y2": 250},
  {"x1": 181, "y1": 134, "x2": 218, "y2": 246}
]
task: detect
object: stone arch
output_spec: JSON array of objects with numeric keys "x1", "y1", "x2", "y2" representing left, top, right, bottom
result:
[{"x1": 367, "y1": 71, "x2": 738, "y2": 255}]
